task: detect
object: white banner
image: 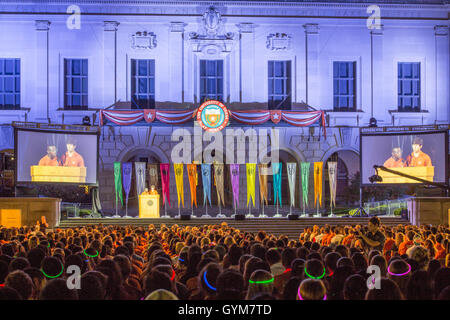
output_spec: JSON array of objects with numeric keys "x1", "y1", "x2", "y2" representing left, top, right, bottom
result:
[
  {"x1": 135, "y1": 162, "x2": 146, "y2": 196},
  {"x1": 287, "y1": 162, "x2": 297, "y2": 207},
  {"x1": 328, "y1": 162, "x2": 338, "y2": 208}
]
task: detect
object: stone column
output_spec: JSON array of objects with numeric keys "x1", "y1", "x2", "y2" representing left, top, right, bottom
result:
[
  {"x1": 303, "y1": 24, "x2": 319, "y2": 108},
  {"x1": 34, "y1": 20, "x2": 50, "y2": 122},
  {"x1": 237, "y1": 23, "x2": 255, "y2": 103},
  {"x1": 434, "y1": 25, "x2": 449, "y2": 124},
  {"x1": 371, "y1": 26, "x2": 384, "y2": 122},
  {"x1": 169, "y1": 22, "x2": 187, "y2": 103},
  {"x1": 103, "y1": 21, "x2": 119, "y2": 107}
]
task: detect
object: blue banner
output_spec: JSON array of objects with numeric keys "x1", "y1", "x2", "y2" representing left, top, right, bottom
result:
[
  {"x1": 201, "y1": 164, "x2": 212, "y2": 207},
  {"x1": 122, "y1": 162, "x2": 132, "y2": 204},
  {"x1": 272, "y1": 162, "x2": 282, "y2": 207}
]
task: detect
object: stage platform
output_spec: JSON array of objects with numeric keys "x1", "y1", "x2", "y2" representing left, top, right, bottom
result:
[{"x1": 58, "y1": 216, "x2": 408, "y2": 239}]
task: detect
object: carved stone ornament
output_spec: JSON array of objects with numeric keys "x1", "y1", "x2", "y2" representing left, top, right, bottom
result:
[
  {"x1": 131, "y1": 31, "x2": 157, "y2": 50},
  {"x1": 188, "y1": 6, "x2": 235, "y2": 56},
  {"x1": 266, "y1": 33, "x2": 292, "y2": 51}
]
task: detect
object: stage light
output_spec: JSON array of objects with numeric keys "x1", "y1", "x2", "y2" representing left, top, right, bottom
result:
[
  {"x1": 82, "y1": 116, "x2": 91, "y2": 126},
  {"x1": 369, "y1": 174, "x2": 383, "y2": 183}
]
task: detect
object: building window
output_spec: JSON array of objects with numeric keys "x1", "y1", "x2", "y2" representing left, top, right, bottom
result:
[
  {"x1": 131, "y1": 59, "x2": 155, "y2": 109},
  {"x1": 64, "y1": 59, "x2": 88, "y2": 110},
  {"x1": 200, "y1": 60, "x2": 223, "y2": 102},
  {"x1": 268, "y1": 61, "x2": 291, "y2": 110},
  {"x1": 0, "y1": 59, "x2": 20, "y2": 110},
  {"x1": 398, "y1": 62, "x2": 420, "y2": 112},
  {"x1": 333, "y1": 61, "x2": 356, "y2": 111}
]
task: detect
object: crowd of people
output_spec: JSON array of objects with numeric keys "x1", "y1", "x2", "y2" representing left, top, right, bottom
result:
[{"x1": 0, "y1": 216, "x2": 449, "y2": 300}]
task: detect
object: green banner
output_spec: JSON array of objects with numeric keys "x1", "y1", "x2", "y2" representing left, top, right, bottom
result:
[{"x1": 114, "y1": 162, "x2": 123, "y2": 207}]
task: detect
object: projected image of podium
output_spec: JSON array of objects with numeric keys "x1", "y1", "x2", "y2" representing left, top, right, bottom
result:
[
  {"x1": 30, "y1": 166, "x2": 87, "y2": 183},
  {"x1": 376, "y1": 166, "x2": 434, "y2": 184}
]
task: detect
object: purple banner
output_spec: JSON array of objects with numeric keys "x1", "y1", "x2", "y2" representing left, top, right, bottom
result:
[
  {"x1": 122, "y1": 162, "x2": 132, "y2": 204},
  {"x1": 230, "y1": 164, "x2": 240, "y2": 208}
]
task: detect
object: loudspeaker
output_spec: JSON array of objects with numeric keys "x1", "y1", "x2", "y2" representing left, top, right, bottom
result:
[
  {"x1": 235, "y1": 214, "x2": 245, "y2": 220},
  {"x1": 288, "y1": 214, "x2": 299, "y2": 220},
  {"x1": 180, "y1": 215, "x2": 191, "y2": 220}
]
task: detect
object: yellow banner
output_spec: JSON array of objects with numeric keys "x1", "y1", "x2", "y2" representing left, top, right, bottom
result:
[
  {"x1": 314, "y1": 162, "x2": 323, "y2": 208},
  {"x1": 187, "y1": 164, "x2": 198, "y2": 208},
  {"x1": 174, "y1": 163, "x2": 184, "y2": 208},
  {"x1": 246, "y1": 163, "x2": 256, "y2": 208}
]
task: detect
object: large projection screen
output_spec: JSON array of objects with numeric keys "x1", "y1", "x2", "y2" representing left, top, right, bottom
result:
[
  {"x1": 15, "y1": 128, "x2": 99, "y2": 185},
  {"x1": 360, "y1": 130, "x2": 448, "y2": 186}
]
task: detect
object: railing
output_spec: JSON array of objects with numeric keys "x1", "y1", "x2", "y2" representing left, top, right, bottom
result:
[{"x1": 363, "y1": 197, "x2": 411, "y2": 216}]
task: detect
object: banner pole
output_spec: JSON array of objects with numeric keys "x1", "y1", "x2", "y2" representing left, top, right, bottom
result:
[{"x1": 164, "y1": 199, "x2": 167, "y2": 218}]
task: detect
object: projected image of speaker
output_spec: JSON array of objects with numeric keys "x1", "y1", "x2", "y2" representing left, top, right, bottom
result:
[
  {"x1": 360, "y1": 130, "x2": 448, "y2": 186},
  {"x1": 15, "y1": 128, "x2": 99, "y2": 186}
]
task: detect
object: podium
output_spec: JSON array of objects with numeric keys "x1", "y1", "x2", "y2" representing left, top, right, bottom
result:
[
  {"x1": 377, "y1": 166, "x2": 434, "y2": 184},
  {"x1": 139, "y1": 194, "x2": 160, "y2": 218},
  {"x1": 30, "y1": 166, "x2": 87, "y2": 183}
]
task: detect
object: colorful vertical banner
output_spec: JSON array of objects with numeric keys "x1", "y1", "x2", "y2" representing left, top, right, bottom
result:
[
  {"x1": 122, "y1": 162, "x2": 132, "y2": 206},
  {"x1": 174, "y1": 164, "x2": 184, "y2": 208},
  {"x1": 246, "y1": 163, "x2": 256, "y2": 208},
  {"x1": 187, "y1": 164, "x2": 198, "y2": 208},
  {"x1": 328, "y1": 161, "x2": 338, "y2": 209},
  {"x1": 114, "y1": 162, "x2": 123, "y2": 207},
  {"x1": 214, "y1": 163, "x2": 225, "y2": 207},
  {"x1": 201, "y1": 164, "x2": 212, "y2": 207},
  {"x1": 272, "y1": 162, "x2": 282, "y2": 207},
  {"x1": 135, "y1": 162, "x2": 146, "y2": 196},
  {"x1": 287, "y1": 162, "x2": 297, "y2": 207},
  {"x1": 301, "y1": 162, "x2": 310, "y2": 209},
  {"x1": 258, "y1": 163, "x2": 269, "y2": 206},
  {"x1": 314, "y1": 162, "x2": 323, "y2": 208},
  {"x1": 230, "y1": 164, "x2": 240, "y2": 208},
  {"x1": 147, "y1": 164, "x2": 159, "y2": 190},
  {"x1": 160, "y1": 163, "x2": 171, "y2": 206}
]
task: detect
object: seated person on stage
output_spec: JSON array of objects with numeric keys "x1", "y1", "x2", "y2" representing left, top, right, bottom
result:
[
  {"x1": 38, "y1": 145, "x2": 60, "y2": 166},
  {"x1": 383, "y1": 147, "x2": 405, "y2": 168},
  {"x1": 406, "y1": 137, "x2": 432, "y2": 167},
  {"x1": 149, "y1": 185, "x2": 158, "y2": 195},
  {"x1": 61, "y1": 137, "x2": 85, "y2": 167},
  {"x1": 141, "y1": 186, "x2": 158, "y2": 195}
]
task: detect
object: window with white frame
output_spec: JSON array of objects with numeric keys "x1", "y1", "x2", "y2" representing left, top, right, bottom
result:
[
  {"x1": 131, "y1": 59, "x2": 155, "y2": 109},
  {"x1": 200, "y1": 60, "x2": 223, "y2": 102},
  {"x1": 268, "y1": 60, "x2": 291, "y2": 110},
  {"x1": 64, "y1": 59, "x2": 88, "y2": 110},
  {"x1": 398, "y1": 62, "x2": 420, "y2": 112},
  {"x1": 0, "y1": 59, "x2": 20, "y2": 110},
  {"x1": 333, "y1": 61, "x2": 356, "y2": 111}
]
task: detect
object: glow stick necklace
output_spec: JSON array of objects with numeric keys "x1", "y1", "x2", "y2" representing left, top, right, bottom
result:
[
  {"x1": 41, "y1": 262, "x2": 64, "y2": 279},
  {"x1": 203, "y1": 271, "x2": 217, "y2": 291},
  {"x1": 304, "y1": 267, "x2": 326, "y2": 280},
  {"x1": 387, "y1": 263, "x2": 411, "y2": 276}
]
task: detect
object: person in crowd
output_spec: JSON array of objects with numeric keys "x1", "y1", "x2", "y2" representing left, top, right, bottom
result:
[
  {"x1": 355, "y1": 217, "x2": 385, "y2": 253},
  {"x1": 297, "y1": 278, "x2": 327, "y2": 300}
]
